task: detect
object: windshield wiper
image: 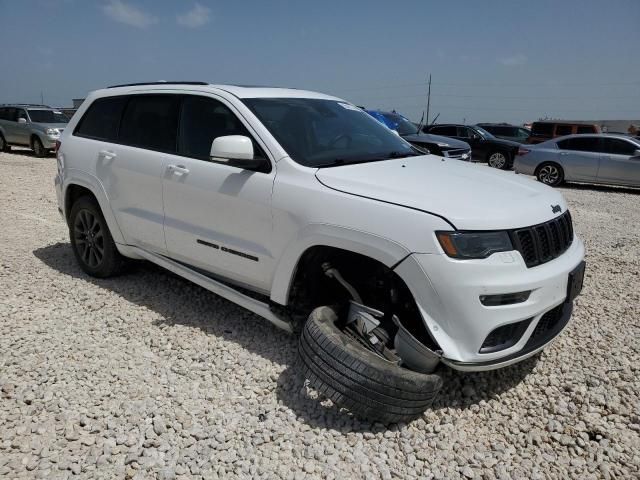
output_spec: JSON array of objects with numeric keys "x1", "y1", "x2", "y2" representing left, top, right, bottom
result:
[{"x1": 388, "y1": 150, "x2": 421, "y2": 158}]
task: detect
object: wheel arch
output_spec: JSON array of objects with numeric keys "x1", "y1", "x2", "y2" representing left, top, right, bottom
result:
[
  {"x1": 63, "y1": 176, "x2": 126, "y2": 244},
  {"x1": 270, "y1": 224, "x2": 411, "y2": 306}
]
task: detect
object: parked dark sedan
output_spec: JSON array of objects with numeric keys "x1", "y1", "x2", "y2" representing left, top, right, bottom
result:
[
  {"x1": 422, "y1": 124, "x2": 520, "y2": 169},
  {"x1": 365, "y1": 110, "x2": 472, "y2": 160}
]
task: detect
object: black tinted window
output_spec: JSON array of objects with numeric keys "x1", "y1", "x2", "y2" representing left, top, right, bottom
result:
[
  {"x1": 430, "y1": 126, "x2": 457, "y2": 136},
  {"x1": 604, "y1": 138, "x2": 637, "y2": 155},
  {"x1": 75, "y1": 97, "x2": 127, "y2": 141},
  {"x1": 119, "y1": 95, "x2": 179, "y2": 152},
  {"x1": 0, "y1": 108, "x2": 7, "y2": 120},
  {"x1": 532, "y1": 123, "x2": 553, "y2": 136},
  {"x1": 577, "y1": 125, "x2": 596, "y2": 134},
  {"x1": 555, "y1": 124, "x2": 572, "y2": 136},
  {"x1": 178, "y1": 96, "x2": 259, "y2": 160},
  {"x1": 557, "y1": 137, "x2": 602, "y2": 152}
]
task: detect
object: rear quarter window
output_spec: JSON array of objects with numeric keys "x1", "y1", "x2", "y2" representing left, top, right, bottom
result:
[
  {"x1": 555, "y1": 125, "x2": 573, "y2": 136},
  {"x1": 75, "y1": 97, "x2": 128, "y2": 142}
]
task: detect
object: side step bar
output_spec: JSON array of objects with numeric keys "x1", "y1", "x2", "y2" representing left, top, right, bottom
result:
[{"x1": 131, "y1": 247, "x2": 293, "y2": 333}]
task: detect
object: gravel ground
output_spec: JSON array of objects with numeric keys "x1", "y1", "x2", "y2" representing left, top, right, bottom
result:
[{"x1": 1, "y1": 148, "x2": 639, "y2": 480}]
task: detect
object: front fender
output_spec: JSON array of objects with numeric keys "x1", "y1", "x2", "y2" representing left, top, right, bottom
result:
[
  {"x1": 62, "y1": 168, "x2": 126, "y2": 244},
  {"x1": 269, "y1": 223, "x2": 411, "y2": 305}
]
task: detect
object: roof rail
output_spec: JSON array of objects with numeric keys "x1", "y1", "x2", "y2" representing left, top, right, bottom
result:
[{"x1": 107, "y1": 81, "x2": 209, "y2": 89}]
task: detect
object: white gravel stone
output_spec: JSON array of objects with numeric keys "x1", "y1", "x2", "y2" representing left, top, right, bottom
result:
[{"x1": 0, "y1": 149, "x2": 639, "y2": 479}]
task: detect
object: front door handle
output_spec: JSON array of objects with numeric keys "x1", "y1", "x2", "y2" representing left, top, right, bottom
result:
[
  {"x1": 559, "y1": 152, "x2": 569, "y2": 156},
  {"x1": 167, "y1": 164, "x2": 190, "y2": 176}
]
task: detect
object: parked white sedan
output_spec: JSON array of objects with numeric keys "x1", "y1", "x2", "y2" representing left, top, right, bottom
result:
[{"x1": 515, "y1": 134, "x2": 640, "y2": 187}]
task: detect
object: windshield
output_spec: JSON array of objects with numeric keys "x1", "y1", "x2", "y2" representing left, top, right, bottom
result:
[
  {"x1": 473, "y1": 126, "x2": 496, "y2": 139},
  {"x1": 27, "y1": 109, "x2": 69, "y2": 124},
  {"x1": 381, "y1": 113, "x2": 419, "y2": 136},
  {"x1": 242, "y1": 98, "x2": 417, "y2": 167}
]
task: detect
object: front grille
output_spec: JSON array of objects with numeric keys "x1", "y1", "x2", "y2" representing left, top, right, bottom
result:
[
  {"x1": 510, "y1": 211, "x2": 573, "y2": 267},
  {"x1": 479, "y1": 318, "x2": 532, "y2": 353},
  {"x1": 443, "y1": 148, "x2": 471, "y2": 159}
]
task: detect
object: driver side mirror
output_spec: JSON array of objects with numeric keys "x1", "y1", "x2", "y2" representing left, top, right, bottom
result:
[
  {"x1": 18, "y1": 117, "x2": 27, "y2": 124},
  {"x1": 210, "y1": 135, "x2": 265, "y2": 170},
  {"x1": 471, "y1": 133, "x2": 481, "y2": 141}
]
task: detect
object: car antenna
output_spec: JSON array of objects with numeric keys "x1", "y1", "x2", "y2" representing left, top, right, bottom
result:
[
  {"x1": 431, "y1": 112, "x2": 440, "y2": 125},
  {"x1": 416, "y1": 111, "x2": 425, "y2": 133}
]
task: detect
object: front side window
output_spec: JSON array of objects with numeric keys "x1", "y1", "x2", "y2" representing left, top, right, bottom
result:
[
  {"x1": 430, "y1": 125, "x2": 457, "y2": 136},
  {"x1": 243, "y1": 98, "x2": 416, "y2": 167},
  {"x1": 119, "y1": 95, "x2": 180, "y2": 152},
  {"x1": 178, "y1": 95, "x2": 265, "y2": 164},
  {"x1": 557, "y1": 137, "x2": 601, "y2": 152},
  {"x1": 27, "y1": 109, "x2": 69, "y2": 124},
  {"x1": 604, "y1": 138, "x2": 638, "y2": 156},
  {"x1": 75, "y1": 96, "x2": 128, "y2": 142}
]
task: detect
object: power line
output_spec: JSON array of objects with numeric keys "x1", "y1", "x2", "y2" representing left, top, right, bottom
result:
[
  {"x1": 334, "y1": 80, "x2": 640, "y2": 92},
  {"x1": 345, "y1": 92, "x2": 640, "y2": 101}
]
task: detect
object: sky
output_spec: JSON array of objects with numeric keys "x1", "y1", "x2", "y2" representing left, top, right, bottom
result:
[{"x1": 1, "y1": 0, "x2": 639, "y2": 124}]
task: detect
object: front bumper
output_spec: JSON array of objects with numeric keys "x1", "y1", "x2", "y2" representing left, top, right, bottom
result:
[{"x1": 394, "y1": 236, "x2": 585, "y2": 368}]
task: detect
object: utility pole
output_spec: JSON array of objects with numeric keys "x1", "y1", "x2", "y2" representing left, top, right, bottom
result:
[{"x1": 425, "y1": 74, "x2": 431, "y2": 126}]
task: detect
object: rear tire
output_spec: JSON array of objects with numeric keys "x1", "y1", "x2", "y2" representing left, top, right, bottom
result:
[
  {"x1": 32, "y1": 136, "x2": 46, "y2": 157},
  {"x1": 0, "y1": 133, "x2": 9, "y2": 152},
  {"x1": 298, "y1": 306, "x2": 442, "y2": 424},
  {"x1": 69, "y1": 196, "x2": 126, "y2": 278},
  {"x1": 536, "y1": 162, "x2": 564, "y2": 187}
]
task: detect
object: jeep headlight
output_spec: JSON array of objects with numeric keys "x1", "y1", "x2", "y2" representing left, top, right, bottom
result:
[
  {"x1": 436, "y1": 231, "x2": 513, "y2": 259},
  {"x1": 46, "y1": 128, "x2": 59, "y2": 136}
]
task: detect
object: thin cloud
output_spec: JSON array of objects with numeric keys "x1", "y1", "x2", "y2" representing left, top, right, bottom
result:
[
  {"x1": 177, "y1": 3, "x2": 211, "y2": 28},
  {"x1": 498, "y1": 53, "x2": 527, "y2": 66},
  {"x1": 102, "y1": 0, "x2": 158, "y2": 28}
]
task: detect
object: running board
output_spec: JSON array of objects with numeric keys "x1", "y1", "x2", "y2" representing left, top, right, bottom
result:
[{"x1": 131, "y1": 247, "x2": 293, "y2": 333}]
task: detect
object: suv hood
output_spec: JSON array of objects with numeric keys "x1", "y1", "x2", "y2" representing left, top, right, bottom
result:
[
  {"x1": 315, "y1": 155, "x2": 567, "y2": 230},
  {"x1": 402, "y1": 133, "x2": 470, "y2": 149}
]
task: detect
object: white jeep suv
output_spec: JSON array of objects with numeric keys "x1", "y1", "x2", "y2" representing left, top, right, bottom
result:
[{"x1": 54, "y1": 82, "x2": 586, "y2": 423}]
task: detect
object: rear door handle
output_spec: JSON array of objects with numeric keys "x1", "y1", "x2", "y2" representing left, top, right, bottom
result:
[
  {"x1": 167, "y1": 164, "x2": 190, "y2": 176},
  {"x1": 559, "y1": 152, "x2": 569, "y2": 156},
  {"x1": 98, "y1": 149, "x2": 116, "y2": 160}
]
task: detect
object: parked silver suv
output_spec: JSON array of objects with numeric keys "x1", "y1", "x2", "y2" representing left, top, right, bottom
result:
[{"x1": 0, "y1": 104, "x2": 69, "y2": 157}]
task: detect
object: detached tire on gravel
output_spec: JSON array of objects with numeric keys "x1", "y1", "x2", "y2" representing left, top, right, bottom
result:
[{"x1": 298, "y1": 306, "x2": 443, "y2": 423}]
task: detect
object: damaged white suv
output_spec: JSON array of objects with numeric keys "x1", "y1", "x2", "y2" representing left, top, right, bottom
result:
[{"x1": 55, "y1": 82, "x2": 586, "y2": 423}]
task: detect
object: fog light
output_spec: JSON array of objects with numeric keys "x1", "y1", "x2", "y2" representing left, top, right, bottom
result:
[{"x1": 480, "y1": 291, "x2": 531, "y2": 306}]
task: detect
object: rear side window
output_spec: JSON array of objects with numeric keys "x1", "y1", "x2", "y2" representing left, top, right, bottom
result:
[
  {"x1": 577, "y1": 125, "x2": 596, "y2": 134},
  {"x1": 119, "y1": 95, "x2": 180, "y2": 152},
  {"x1": 75, "y1": 97, "x2": 128, "y2": 141},
  {"x1": 603, "y1": 138, "x2": 637, "y2": 155},
  {"x1": 555, "y1": 124, "x2": 572, "y2": 136},
  {"x1": 532, "y1": 123, "x2": 553, "y2": 136},
  {"x1": 430, "y1": 126, "x2": 457, "y2": 136},
  {"x1": 557, "y1": 137, "x2": 602, "y2": 152}
]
